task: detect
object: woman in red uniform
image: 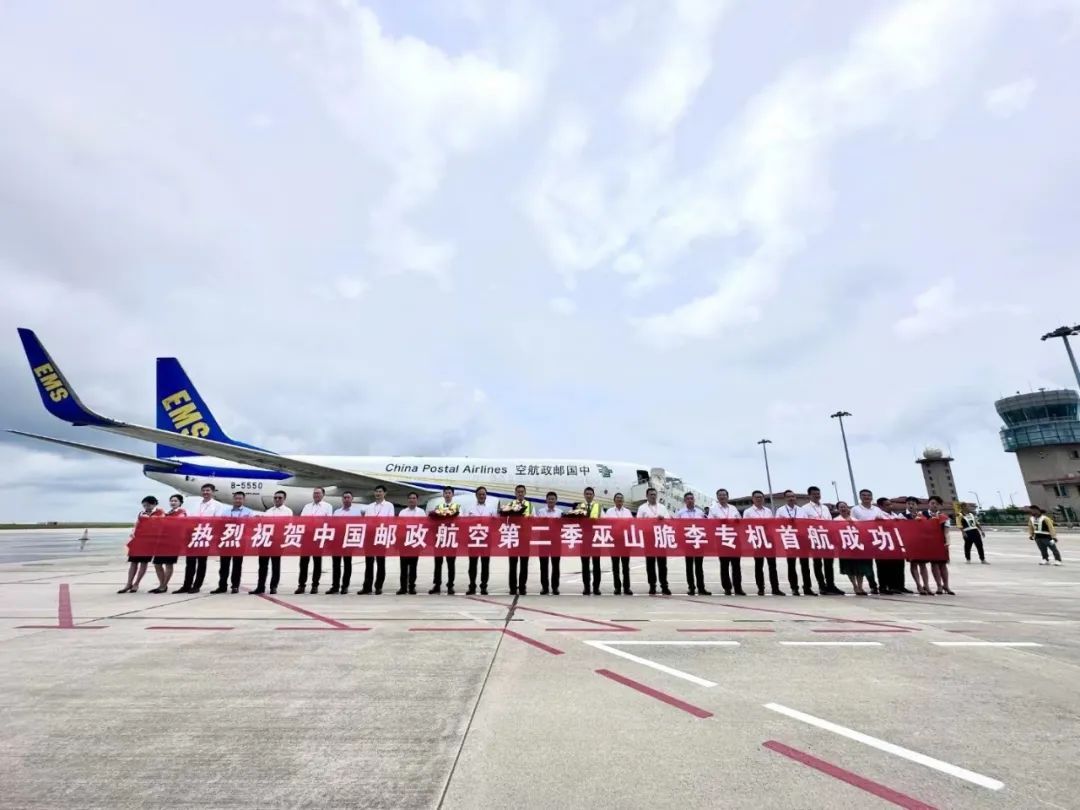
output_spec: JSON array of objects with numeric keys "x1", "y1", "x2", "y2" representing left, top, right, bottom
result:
[
  {"x1": 119, "y1": 496, "x2": 164, "y2": 593},
  {"x1": 149, "y1": 494, "x2": 186, "y2": 594}
]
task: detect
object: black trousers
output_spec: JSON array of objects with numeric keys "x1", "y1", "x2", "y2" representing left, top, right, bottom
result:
[
  {"x1": 812, "y1": 558, "x2": 836, "y2": 590},
  {"x1": 433, "y1": 557, "x2": 456, "y2": 587},
  {"x1": 330, "y1": 556, "x2": 353, "y2": 590},
  {"x1": 362, "y1": 556, "x2": 386, "y2": 592},
  {"x1": 877, "y1": 559, "x2": 905, "y2": 591},
  {"x1": 786, "y1": 557, "x2": 813, "y2": 593},
  {"x1": 540, "y1": 557, "x2": 561, "y2": 591},
  {"x1": 612, "y1": 557, "x2": 631, "y2": 591},
  {"x1": 719, "y1": 557, "x2": 742, "y2": 593},
  {"x1": 645, "y1": 556, "x2": 669, "y2": 589},
  {"x1": 298, "y1": 555, "x2": 322, "y2": 588},
  {"x1": 963, "y1": 530, "x2": 985, "y2": 562},
  {"x1": 580, "y1": 556, "x2": 601, "y2": 590},
  {"x1": 754, "y1": 557, "x2": 780, "y2": 592},
  {"x1": 257, "y1": 556, "x2": 280, "y2": 591},
  {"x1": 467, "y1": 556, "x2": 490, "y2": 588},
  {"x1": 182, "y1": 556, "x2": 208, "y2": 590},
  {"x1": 217, "y1": 556, "x2": 242, "y2": 589},
  {"x1": 684, "y1": 556, "x2": 705, "y2": 591},
  {"x1": 399, "y1": 557, "x2": 418, "y2": 591},
  {"x1": 508, "y1": 556, "x2": 529, "y2": 591}
]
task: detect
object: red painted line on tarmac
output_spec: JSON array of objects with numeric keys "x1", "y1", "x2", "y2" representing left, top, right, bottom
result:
[
  {"x1": 503, "y1": 629, "x2": 564, "y2": 655},
  {"x1": 466, "y1": 595, "x2": 638, "y2": 630},
  {"x1": 595, "y1": 669, "x2": 713, "y2": 718},
  {"x1": 274, "y1": 626, "x2": 370, "y2": 631},
  {"x1": 812, "y1": 628, "x2": 912, "y2": 634},
  {"x1": 16, "y1": 584, "x2": 107, "y2": 629},
  {"x1": 408, "y1": 627, "x2": 501, "y2": 632},
  {"x1": 258, "y1": 594, "x2": 352, "y2": 629},
  {"x1": 147, "y1": 626, "x2": 235, "y2": 631},
  {"x1": 58, "y1": 584, "x2": 73, "y2": 628},
  {"x1": 763, "y1": 740, "x2": 938, "y2": 809},
  {"x1": 676, "y1": 596, "x2": 919, "y2": 632},
  {"x1": 546, "y1": 627, "x2": 637, "y2": 632},
  {"x1": 677, "y1": 628, "x2": 775, "y2": 633}
]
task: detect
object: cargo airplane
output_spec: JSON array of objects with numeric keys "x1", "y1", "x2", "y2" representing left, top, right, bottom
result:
[{"x1": 10, "y1": 329, "x2": 705, "y2": 514}]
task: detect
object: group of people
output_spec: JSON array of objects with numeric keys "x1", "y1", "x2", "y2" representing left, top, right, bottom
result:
[{"x1": 119, "y1": 480, "x2": 1037, "y2": 599}]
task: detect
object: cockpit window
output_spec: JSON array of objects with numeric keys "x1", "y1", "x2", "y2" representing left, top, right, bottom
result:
[{"x1": 636, "y1": 469, "x2": 649, "y2": 484}]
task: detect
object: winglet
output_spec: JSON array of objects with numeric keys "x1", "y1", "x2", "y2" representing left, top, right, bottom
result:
[{"x1": 17, "y1": 328, "x2": 113, "y2": 426}]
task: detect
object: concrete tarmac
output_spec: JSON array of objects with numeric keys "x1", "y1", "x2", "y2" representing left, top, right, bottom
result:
[{"x1": 1, "y1": 529, "x2": 1078, "y2": 808}]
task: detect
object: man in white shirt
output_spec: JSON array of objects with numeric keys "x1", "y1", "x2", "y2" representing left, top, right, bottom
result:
[
  {"x1": 429, "y1": 486, "x2": 459, "y2": 595},
  {"x1": 398, "y1": 492, "x2": 425, "y2": 595},
  {"x1": 329, "y1": 490, "x2": 361, "y2": 594},
  {"x1": 252, "y1": 490, "x2": 292, "y2": 595},
  {"x1": 744, "y1": 490, "x2": 784, "y2": 596},
  {"x1": 637, "y1": 487, "x2": 671, "y2": 596},
  {"x1": 576, "y1": 486, "x2": 604, "y2": 596},
  {"x1": 709, "y1": 488, "x2": 745, "y2": 596},
  {"x1": 176, "y1": 482, "x2": 222, "y2": 593},
  {"x1": 505, "y1": 484, "x2": 533, "y2": 595},
  {"x1": 296, "y1": 487, "x2": 334, "y2": 594},
  {"x1": 851, "y1": 488, "x2": 885, "y2": 594},
  {"x1": 675, "y1": 492, "x2": 711, "y2": 596},
  {"x1": 536, "y1": 491, "x2": 563, "y2": 595},
  {"x1": 798, "y1": 485, "x2": 842, "y2": 595},
  {"x1": 777, "y1": 490, "x2": 816, "y2": 596},
  {"x1": 605, "y1": 492, "x2": 634, "y2": 596},
  {"x1": 464, "y1": 486, "x2": 496, "y2": 595},
  {"x1": 212, "y1": 491, "x2": 254, "y2": 594},
  {"x1": 360, "y1": 485, "x2": 393, "y2": 595}
]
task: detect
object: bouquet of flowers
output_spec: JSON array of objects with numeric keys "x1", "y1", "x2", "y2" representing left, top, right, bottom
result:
[
  {"x1": 432, "y1": 503, "x2": 460, "y2": 519},
  {"x1": 563, "y1": 503, "x2": 590, "y2": 518},
  {"x1": 500, "y1": 500, "x2": 528, "y2": 516}
]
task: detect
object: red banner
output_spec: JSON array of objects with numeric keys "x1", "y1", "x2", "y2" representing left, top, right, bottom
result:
[{"x1": 129, "y1": 517, "x2": 948, "y2": 561}]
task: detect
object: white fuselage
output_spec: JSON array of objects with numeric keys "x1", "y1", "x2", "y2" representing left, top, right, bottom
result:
[{"x1": 145, "y1": 455, "x2": 708, "y2": 514}]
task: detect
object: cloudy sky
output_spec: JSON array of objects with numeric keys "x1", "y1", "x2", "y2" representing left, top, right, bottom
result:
[{"x1": 2, "y1": 0, "x2": 1079, "y2": 522}]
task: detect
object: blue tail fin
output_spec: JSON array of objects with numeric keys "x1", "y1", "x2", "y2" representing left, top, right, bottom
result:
[
  {"x1": 18, "y1": 328, "x2": 113, "y2": 427},
  {"x1": 155, "y1": 358, "x2": 265, "y2": 458}
]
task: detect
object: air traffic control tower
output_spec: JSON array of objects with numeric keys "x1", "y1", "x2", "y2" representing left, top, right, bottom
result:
[{"x1": 996, "y1": 389, "x2": 1080, "y2": 521}]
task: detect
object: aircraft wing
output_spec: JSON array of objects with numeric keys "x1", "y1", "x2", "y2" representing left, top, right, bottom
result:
[
  {"x1": 15, "y1": 328, "x2": 409, "y2": 495},
  {"x1": 6, "y1": 430, "x2": 183, "y2": 468}
]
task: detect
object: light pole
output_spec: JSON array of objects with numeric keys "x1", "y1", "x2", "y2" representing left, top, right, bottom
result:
[
  {"x1": 1041, "y1": 325, "x2": 1080, "y2": 390},
  {"x1": 757, "y1": 439, "x2": 775, "y2": 510},
  {"x1": 996, "y1": 490, "x2": 1005, "y2": 509},
  {"x1": 830, "y1": 410, "x2": 857, "y2": 502},
  {"x1": 831, "y1": 480, "x2": 840, "y2": 503},
  {"x1": 1009, "y1": 491, "x2": 1018, "y2": 507},
  {"x1": 967, "y1": 490, "x2": 982, "y2": 509}
]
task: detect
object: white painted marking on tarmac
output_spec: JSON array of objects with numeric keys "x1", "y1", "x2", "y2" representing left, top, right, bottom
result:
[
  {"x1": 458, "y1": 611, "x2": 489, "y2": 625},
  {"x1": 779, "y1": 641, "x2": 882, "y2": 647},
  {"x1": 931, "y1": 641, "x2": 1042, "y2": 647},
  {"x1": 599, "y1": 640, "x2": 741, "y2": 646},
  {"x1": 763, "y1": 702, "x2": 1004, "y2": 791},
  {"x1": 584, "y1": 640, "x2": 727, "y2": 687}
]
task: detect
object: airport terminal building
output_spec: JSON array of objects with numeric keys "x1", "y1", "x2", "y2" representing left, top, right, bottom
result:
[{"x1": 997, "y1": 389, "x2": 1080, "y2": 522}]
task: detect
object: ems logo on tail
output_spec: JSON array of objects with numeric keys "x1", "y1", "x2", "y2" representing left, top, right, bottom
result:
[
  {"x1": 33, "y1": 363, "x2": 69, "y2": 402},
  {"x1": 160, "y1": 390, "x2": 210, "y2": 437}
]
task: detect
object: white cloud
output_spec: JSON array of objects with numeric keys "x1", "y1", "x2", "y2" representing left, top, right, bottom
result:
[
  {"x1": 894, "y1": 278, "x2": 957, "y2": 339},
  {"x1": 549, "y1": 296, "x2": 577, "y2": 316},
  {"x1": 984, "y1": 77, "x2": 1037, "y2": 117},
  {"x1": 334, "y1": 277, "x2": 370, "y2": 299}
]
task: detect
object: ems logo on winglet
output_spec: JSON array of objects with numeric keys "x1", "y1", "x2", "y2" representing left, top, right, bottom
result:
[
  {"x1": 160, "y1": 389, "x2": 210, "y2": 437},
  {"x1": 33, "y1": 363, "x2": 69, "y2": 402}
]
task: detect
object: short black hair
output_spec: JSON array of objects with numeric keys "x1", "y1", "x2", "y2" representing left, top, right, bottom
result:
[
  {"x1": 515, "y1": 484, "x2": 526, "y2": 493},
  {"x1": 342, "y1": 490, "x2": 352, "y2": 496},
  {"x1": 1030, "y1": 504, "x2": 1043, "y2": 512},
  {"x1": 443, "y1": 486, "x2": 454, "y2": 493},
  {"x1": 646, "y1": 487, "x2": 656, "y2": 495},
  {"x1": 584, "y1": 486, "x2": 595, "y2": 494},
  {"x1": 929, "y1": 495, "x2": 943, "y2": 505},
  {"x1": 546, "y1": 491, "x2": 557, "y2": 498},
  {"x1": 906, "y1": 496, "x2": 918, "y2": 503},
  {"x1": 876, "y1": 497, "x2": 889, "y2": 506},
  {"x1": 475, "y1": 486, "x2": 487, "y2": 494},
  {"x1": 716, "y1": 488, "x2": 728, "y2": 496},
  {"x1": 142, "y1": 495, "x2": 158, "y2": 505},
  {"x1": 374, "y1": 485, "x2": 386, "y2": 493},
  {"x1": 232, "y1": 491, "x2": 245, "y2": 498},
  {"x1": 614, "y1": 492, "x2": 624, "y2": 499},
  {"x1": 407, "y1": 491, "x2": 419, "y2": 499},
  {"x1": 859, "y1": 488, "x2": 872, "y2": 497},
  {"x1": 274, "y1": 490, "x2": 287, "y2": 498},
  {"x1": 170, "y1": 494, "x2": 184, "y2": 504},
  {"x1": 783, "y1": 489, "x2": 795, "y2": 497},
  {"x1": 807, "y1": 486, "x2": 820, "y2": 495},
  {"x1": 752, "y1": 490, "x2": 764, "y2": 497},
  {"x1": 201, "y1": 483, "x2": 216, "y2": 491},
  {"x1": 313, "y1": 486, "x2": 325, "y2": 494}
]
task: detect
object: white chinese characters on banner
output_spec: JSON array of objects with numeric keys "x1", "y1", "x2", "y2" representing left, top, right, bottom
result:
[
  {"x1": 219, "y1": 523, "x2": 244, "y2": 549},
  {"x1": 251, "y1": 524, "x2": 275, "y2": 549},
  {"x1": 342, "y1": 524, "x2": 367, "y2": 550}
]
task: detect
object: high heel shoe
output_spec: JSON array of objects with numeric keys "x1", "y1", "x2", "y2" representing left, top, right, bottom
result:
[{"x1": 117, "y1": 585, "x2": 132, "y2": 594}]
